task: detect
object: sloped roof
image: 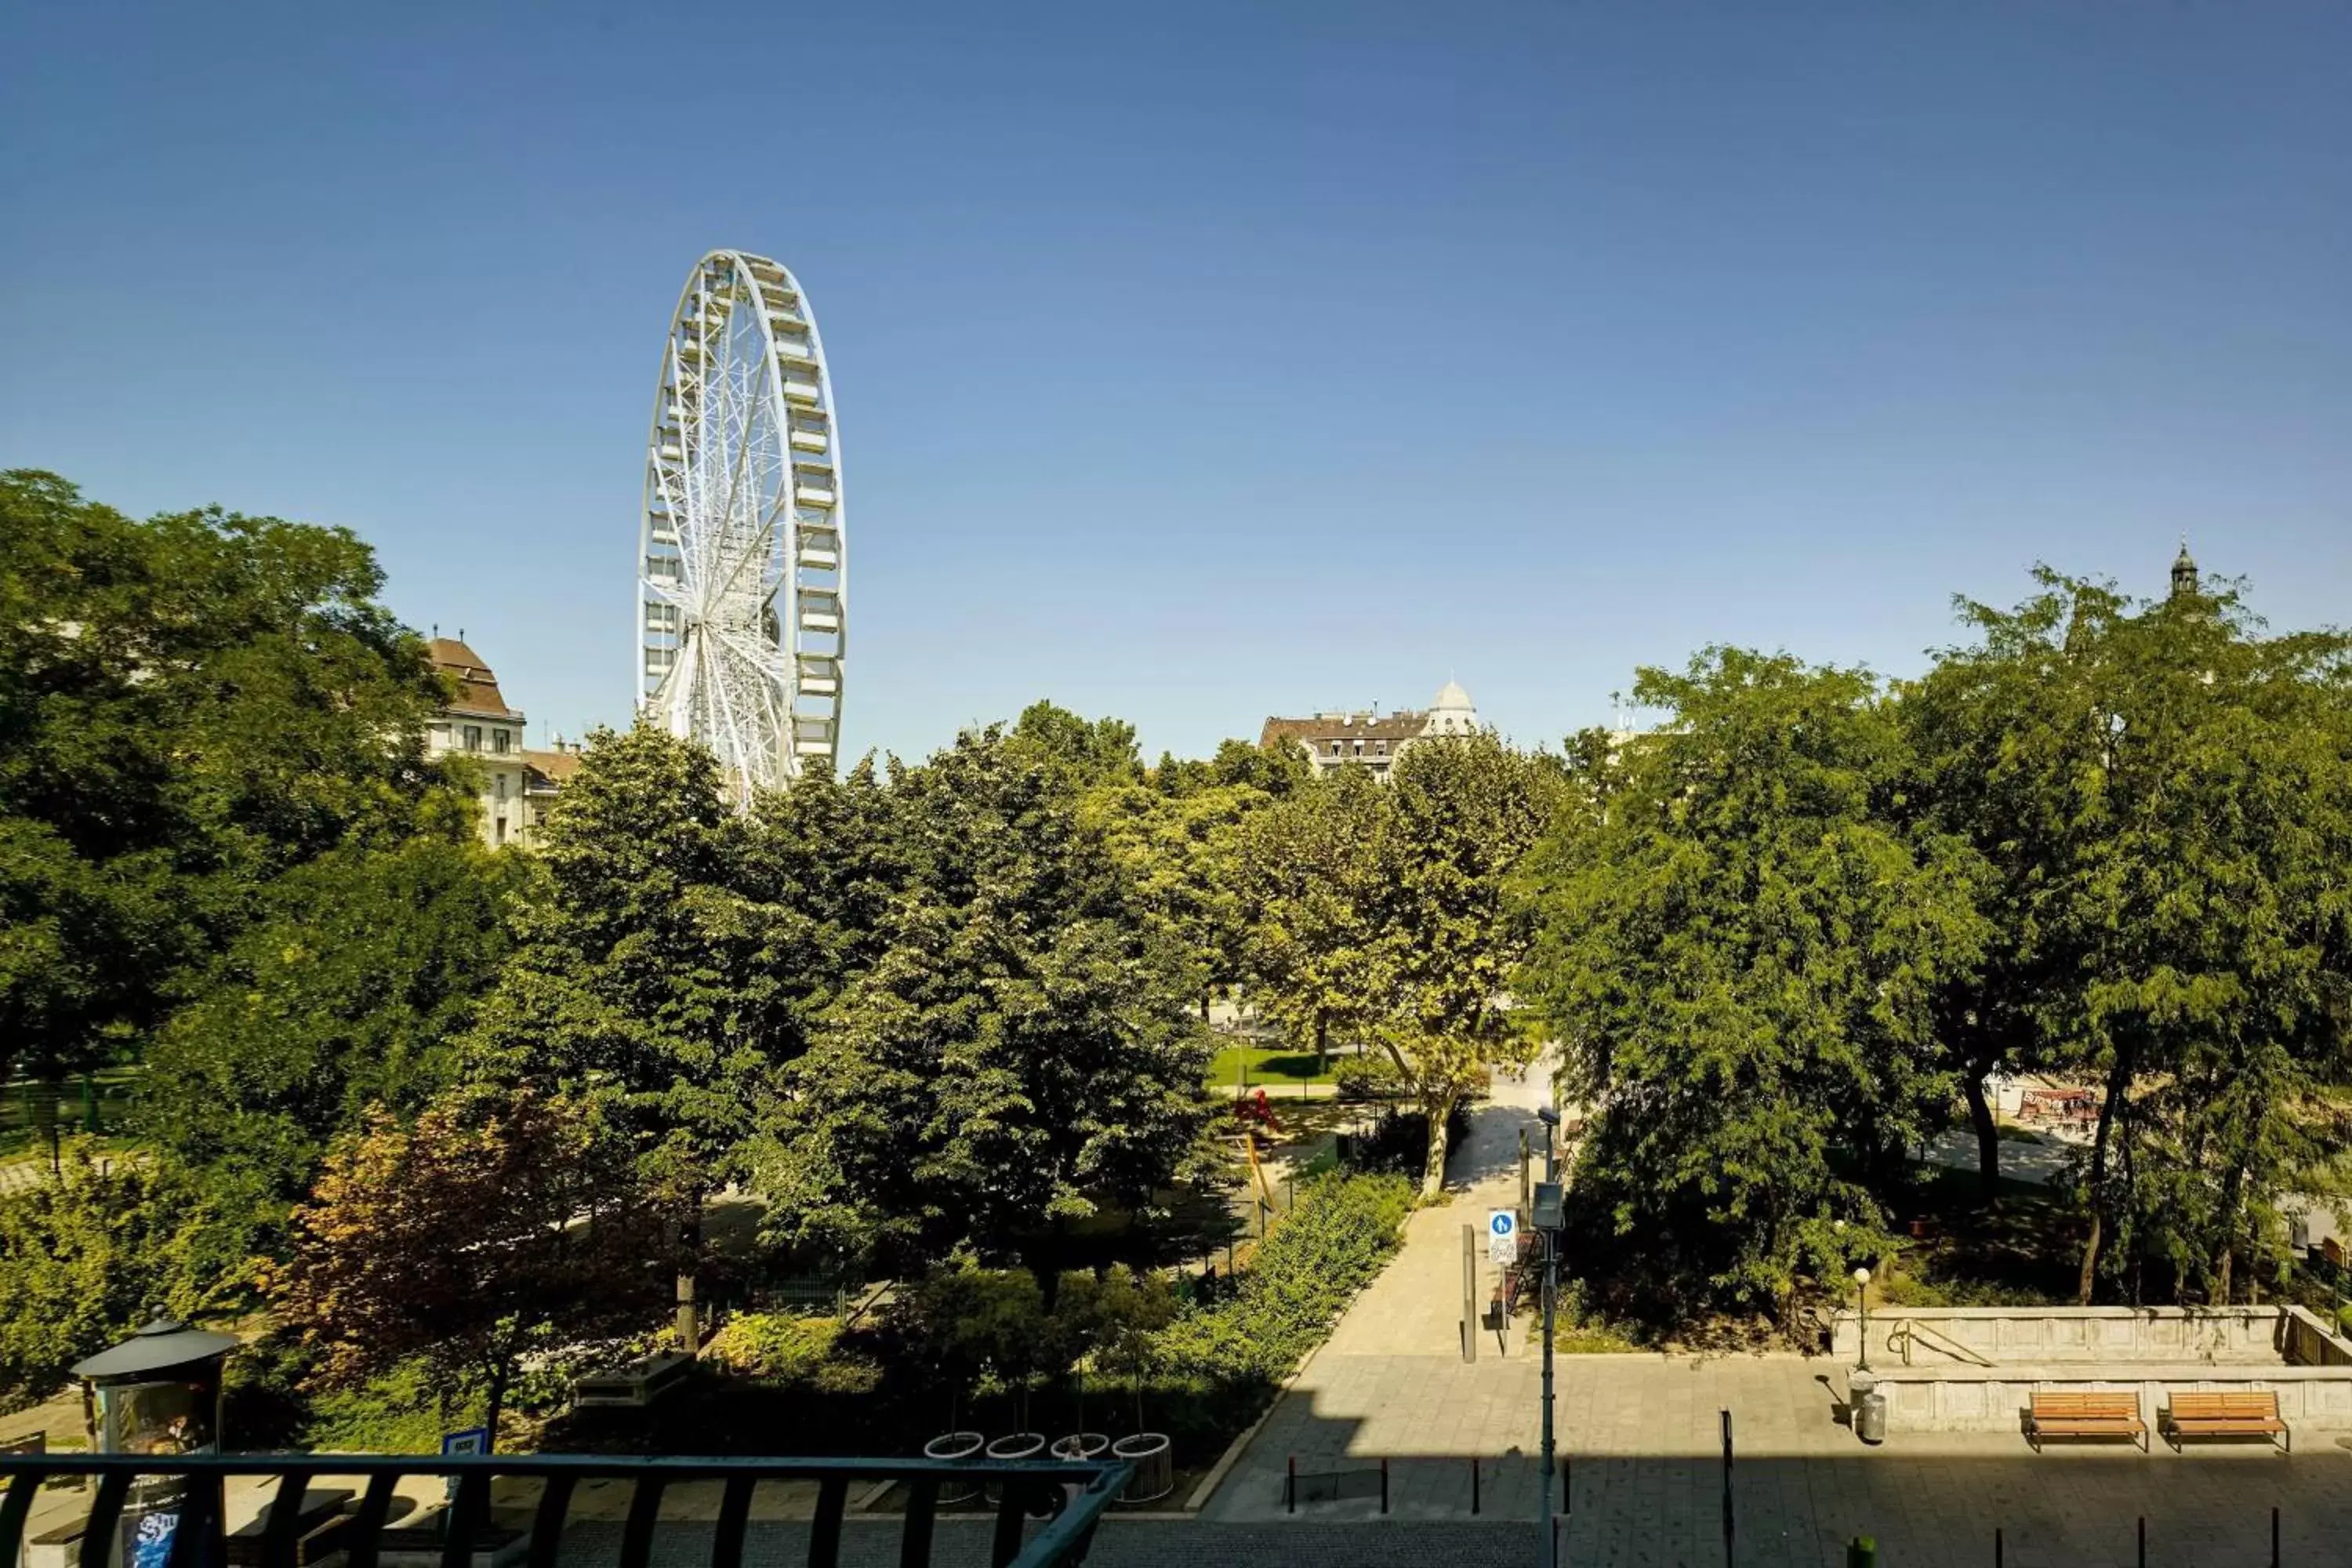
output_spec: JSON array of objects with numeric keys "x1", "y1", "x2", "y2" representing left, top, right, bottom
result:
[
  {"x1": 427, "y1": 637, "x2": 524, "y2": 721},
  {"x1": 522, "y1": 748, "x2": 583, "y2": 794},
  {"x1": 1261, "y1": 710, "x2": 1431, "y2": 750}
]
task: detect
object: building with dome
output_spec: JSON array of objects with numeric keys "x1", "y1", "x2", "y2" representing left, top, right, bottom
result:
[{"x1": 1258, "y1": 680, "x2": 1483, "y2": 779}]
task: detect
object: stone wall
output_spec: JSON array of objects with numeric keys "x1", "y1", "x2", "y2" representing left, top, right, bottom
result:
[
  {"x1": 1831, "y1": 1305, "x2": 2299, "y2": 1367},
  {"x1": 1829, "y1": 1306, "x2": 2352, "y2": 1434},
  {"x1": 1870, "y1": 1363, "x2": 2352, "y2": 1434},
  {"x1": 2282, "y1": 1306, "x2": 2352, "y2": 1368}
]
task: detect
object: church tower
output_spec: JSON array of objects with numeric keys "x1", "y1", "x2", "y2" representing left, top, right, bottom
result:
[{"x1": 2170, "y1": 539, "x2": 2200, "y2": 600}]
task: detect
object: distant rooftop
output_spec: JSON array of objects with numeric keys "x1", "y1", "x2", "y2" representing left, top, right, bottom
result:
[{"x1": 427, "y1": 636, "x2": 524, "y2": 722}]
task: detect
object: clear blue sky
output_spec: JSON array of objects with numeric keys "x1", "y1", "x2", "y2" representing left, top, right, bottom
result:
[{"x1": 5, "y1": 2, "x2": 2347, "y2": 760}]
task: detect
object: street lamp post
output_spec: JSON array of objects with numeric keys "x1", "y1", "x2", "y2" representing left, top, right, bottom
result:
[
  {"x1": 1853, "y1": 1266, "x2": 1873, "y2": 1373},
  {"x1": 1534, "y1": 1107, "x2": 1565, "y2": 1568}
]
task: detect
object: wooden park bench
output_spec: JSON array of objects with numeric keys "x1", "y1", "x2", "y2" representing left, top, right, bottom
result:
[
  {"x1": 2161, "y1": 1391, "x2": 2290, "y2": 1454},
  {"x1": 2026, "y1": 1391, "x2": 2147, "y2": 1452}
]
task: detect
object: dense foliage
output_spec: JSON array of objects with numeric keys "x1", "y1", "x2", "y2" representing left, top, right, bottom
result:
[
  {"x1": 0, "y1": 1145, "x2": 240, "y2": 1404},
  {"x1": 143, "y1": 834, "x2": 531, "y2": 1254},
  {"x1": 1236, "y1": 732, "x2": 1567, "y2": 1192},
  {"x1": 1519, "y1": 651, "x2": 1991, "y2": 1315},
  {"x1": 267, "y1": 1090, "x2": 666, "y2": 1446},
  {"x1": 1142, "y1": 1171, "x2": 1412, "y2": 1439},
  {"x1": 1522, "y1": 571, "x2": 2352, "y2": 1322},
  {"x1": 1, "y1": 469, "x2": 464, "y2": 1091},
  {"x1": 1904, "y1": 571, "x2": 2352, "y2": 1303},
  {"x1": 13, "y1": 463, "x2": 2343, "y2": 1423},
  {"x1": 753, "y1": 727, "x2": 1215, "y2": 1276}
]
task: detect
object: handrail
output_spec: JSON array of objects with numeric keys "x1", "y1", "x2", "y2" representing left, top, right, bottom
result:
[
  {"x1": 1887, "y1": 1317, "x2": 1995, "y2": 1368},
  {"x1": 0, "y1": 1451, "x2": 1132, "y2": 1568}
]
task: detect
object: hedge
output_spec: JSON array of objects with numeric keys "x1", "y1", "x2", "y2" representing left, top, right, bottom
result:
[{"x1": 1140, "y1": 1171, "x2": 1412, "y2": 1457}]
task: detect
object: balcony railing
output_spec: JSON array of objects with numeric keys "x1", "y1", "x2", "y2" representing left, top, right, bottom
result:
[{"x1": 0, "y1": 1451, "x2": 1131, "y2": 1568}]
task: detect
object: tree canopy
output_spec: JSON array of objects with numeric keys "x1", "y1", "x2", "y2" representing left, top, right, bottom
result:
[
  {"x1": 1, "y1": 470, "x2": 460, "y2": 1089},
  {"x1": 267, "y1": 1090, "x2": 664, "y2": 1446},
  {"x1": 1904, "y1": 571, "x2": 2352, "y2": 1302},
  {"x1": 1519, "y1": 650, "x2": 1992, "y2": 1312},
  {"x1": 753, "y1": 727, "x2": 1214, "y2": 1277}
]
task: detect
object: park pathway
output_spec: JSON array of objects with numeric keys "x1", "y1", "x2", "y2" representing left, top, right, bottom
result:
[
  {"x1": 1203, "y1": 1060, "x2": 1559, "y2": 1524},
  {"x1": 1192, "y1": 1057, "x2": 2352, "y2": 1562}
]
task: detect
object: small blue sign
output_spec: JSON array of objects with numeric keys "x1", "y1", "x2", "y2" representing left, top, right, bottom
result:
[
  {"x1": 1490, "y1": 1211, "x2": 1515, "y2": 1236},
  {"x1": 441, "y1": 1427, "x2": 491, "y2": 1519}
]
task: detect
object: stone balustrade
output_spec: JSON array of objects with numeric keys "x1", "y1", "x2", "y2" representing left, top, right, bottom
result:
[{"x1": 1827, "y1": 1305, "x2": 2352, "y2": 1434}]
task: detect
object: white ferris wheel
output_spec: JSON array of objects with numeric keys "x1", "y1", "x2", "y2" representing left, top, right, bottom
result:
[{"x1": 638, "y1": 249, "x2": 845, "y2": 804}]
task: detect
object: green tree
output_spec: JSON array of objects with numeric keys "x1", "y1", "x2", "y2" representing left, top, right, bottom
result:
[
  {"x1": 0, "y1": 470, "x2": 458, "y2": 1091},
  {"x1": 1008, "y1": 700, "x2": 1144, "y2": 789},
  {"x1": 1518, "y1": 650, "x2": 1991, "y2": 1316},
  {"x1": 1370, "y1": 731, "x2": 1570, "y2": 1196},
  {"x1": 753, "y1": 728, "x2": 1213, "y2": 1282},
  {"x1": 1232, "y1": 766, "x2": 1395, "y2": 1072},
  {"x1": 140, "y1": 832, "x2": 531, "y2": 1252},
  {"x1": 1907, "y1": 569, "x2": 2352, "y2": 1301},
  {"x1": 1082, "y1": 779, "x2": 1269, "y2": 1018},
  {"x1": 465, "y1": 725, "x2": 805, "y2": 1346},
  {"x1": 0, "y1": 1144, "x2": 240, "y2": 1405},
  {"x1": 267, "y1": 1090, "x2": 664, "y2": 1447}
]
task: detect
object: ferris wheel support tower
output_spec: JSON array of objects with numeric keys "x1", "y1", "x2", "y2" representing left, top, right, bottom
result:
[{"x1": 637, "y1": 249, "x2": 845, "y2": 804}]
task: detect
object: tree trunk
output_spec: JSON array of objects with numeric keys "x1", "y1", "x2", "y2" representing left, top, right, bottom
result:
[
  {"x1": 676, "y1": 1204, "x2": 704, "y2": 1353},
  {"x1": 1962, "y1": 1069, "x2": 2001, "y2": 1199},
  {"x1": 2075, "y1": 1044, "x2": 2136, "y2": 1305},
  {"x1": 2212, "y1": 1156, "x2": 2246, "y2": 1306},
  {"x1": 1313, "y1": 1012, "x2": 1329, "y2": 1076},
  {"x1": 1200, "y1": 989, "x2": 1212, "y2": 1023},
  {"x1": 482, "y1": 1356, "x2": 514, "y2": 1454},
  {"x1": 1419, "y1": 1089, "x2": 1458, "y2": 1200}
]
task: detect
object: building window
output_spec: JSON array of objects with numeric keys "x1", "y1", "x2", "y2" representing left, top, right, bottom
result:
[
  {"x1": 1376, "y1": 741, "x2": 1388, "y2": 756},
  {"x1": 494, "y1": 816, "x2": 507, "y2": 844},
  {"x1": 1328, "y1": 741, "x2": 1341, "y2": 756},
  {"x1": 1353, "y1": 740, "x2": 1363, "y2": 756},
  {"x1": 463, "y1": 724, "x2": 482, "y2": 751},
  {"x1": 495, "y1": 773, "x2": 508, "y2": 801},
  {"x1": 493, "y1": 728, "x2": 511, "y2": 753}
]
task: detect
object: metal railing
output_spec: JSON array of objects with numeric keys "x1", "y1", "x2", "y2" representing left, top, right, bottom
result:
[{"x1": 0, "y1": 1451, "x2": 1131, "y2": 1568}]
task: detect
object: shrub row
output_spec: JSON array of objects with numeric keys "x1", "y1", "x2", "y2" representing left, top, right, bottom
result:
[
  {"x1": 1140, "y1": 1171, "x2": 1412, "y2": 1457},
  {"x1": 548, "y1": 1172, "x2": 1414, "y2": 1471}
]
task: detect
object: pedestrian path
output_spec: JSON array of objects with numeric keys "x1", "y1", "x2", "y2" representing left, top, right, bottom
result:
[
  {"x1": 1203, "y1": 1061, "x2": 1558, "y2": 1524},
  {"x1": 1191, "y1": 1055, "x2": 2352, "y2": 1561}
]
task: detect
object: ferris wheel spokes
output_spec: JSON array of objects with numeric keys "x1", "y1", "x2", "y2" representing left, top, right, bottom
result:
[{"x1": 637, "y1": 249, "x2": 845, "y2": 802}]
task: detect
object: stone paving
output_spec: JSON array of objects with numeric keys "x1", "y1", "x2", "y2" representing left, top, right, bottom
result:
[{"x1": 560, "y1": 1518, "x2": 1548, "y2": 1568}]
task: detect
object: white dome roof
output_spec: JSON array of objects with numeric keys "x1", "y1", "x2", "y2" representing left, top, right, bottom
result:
[{"x1": 1432, "y1": 679, "x2": 1475, "y2": 712}]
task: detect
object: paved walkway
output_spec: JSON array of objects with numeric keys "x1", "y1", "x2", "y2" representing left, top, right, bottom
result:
[
  {"x1": 1189, "y1": 1061, "x2": 2352, "y2": 1563},
  {"x1": 1204, "y1": 1063, "x2": 1556, "y2": 1525},
  {"x1": 561, "y1": 1518, "x2": 1546, "y2": 1567}
]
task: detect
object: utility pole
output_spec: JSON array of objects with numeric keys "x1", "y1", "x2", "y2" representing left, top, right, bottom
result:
[{"x1": 1534, "y1": 1106, "x2": 1564, "y2": 1568}]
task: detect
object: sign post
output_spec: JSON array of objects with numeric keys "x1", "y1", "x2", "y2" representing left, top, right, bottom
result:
[
  {"x1": 1487, "y1": 1209, "x2": 1519, "y2": 1267},
  {"x1": 440, "y1": 1427, "x2": 490, "y2": 1544}
]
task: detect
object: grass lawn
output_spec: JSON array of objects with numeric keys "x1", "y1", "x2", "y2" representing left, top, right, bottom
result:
[
  {"x1": 1205, "y1": 1043, "x2": 1340, "y2": 1091},
  {"x1": 0, "y1": 1065, "x2": 142, "y2": 1160}
]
